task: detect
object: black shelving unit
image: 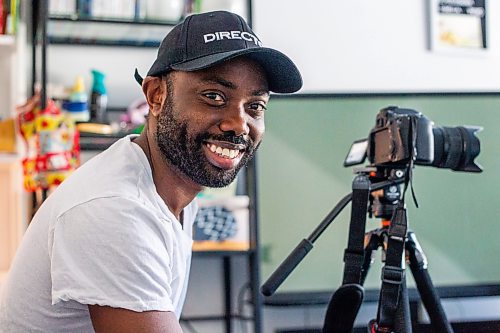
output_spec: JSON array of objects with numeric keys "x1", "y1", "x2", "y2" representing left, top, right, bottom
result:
[
  {"x1": 33, "y1": 2, "x2": 262, "y2": 332},
  {"x1": 183, "y1": 250, "x2": 259, "y2": 333}
]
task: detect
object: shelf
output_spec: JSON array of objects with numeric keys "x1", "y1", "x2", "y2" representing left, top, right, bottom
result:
[
  {"x1": 49, "y1": 37, "x2": 161, "y2": 47},
  {"x1": 49, "y1": 15, "x2": 179, "y2": 26},
  {"x1": 0, "y1": 35, "x2": 15, "y2": 48},
  {"x1": 0, "y1": 153, "x2": 21, "y2": 163},
  {"x1": 193, "y1": 241, "x2": 250, "y2": 252},
  {"x1": 79, "y1": 132, "x2": 125, "y2": 151},
  {"x1": 193, "y1": 249, "x2": 256, "y2": 258},
  {"x1": 48, "y1": 16, "x2": 175, "y2": 47},
  {"x1": 0, "y1": 270, "x2": 8, "y2": 289},
  {"x1": 181, "y1": 314, "x2": 252, "y2": 322}
]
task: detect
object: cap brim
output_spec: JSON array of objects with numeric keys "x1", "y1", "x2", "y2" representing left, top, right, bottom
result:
[
  {"x1": 170, "y1": 48, "x2": 302, "y2": 93},
  {"x1": 134, "y1": 68, "x2": 144, "y2": 86},
  {"x1": 136, "y1": 48, "x2": 296, "y2": 94},
  {"x1": 137, "y1": 48, "x2": 302, "y2": 93},
  {"x1": 245, "y1": 49, "x2": 302, "y2": 93}
]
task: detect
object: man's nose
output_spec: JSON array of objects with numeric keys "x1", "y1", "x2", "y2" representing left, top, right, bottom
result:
[{"x1": 218, "y1": 105, "x2": 250, "y2": 137}]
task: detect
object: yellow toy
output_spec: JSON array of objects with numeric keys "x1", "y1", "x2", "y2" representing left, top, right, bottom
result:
[{"x1": 17, "y1": 96, "x2": 80, "y2": 192}]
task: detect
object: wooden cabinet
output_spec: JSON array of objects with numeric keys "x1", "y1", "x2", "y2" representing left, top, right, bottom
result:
[{"x1": 0, "y1": 158, "x2": 26, "y2": 282}]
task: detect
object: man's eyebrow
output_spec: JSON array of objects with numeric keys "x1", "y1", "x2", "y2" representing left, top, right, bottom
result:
[
  {"x1": 200, "y1": 75, "x2": 270, "y2": 97},
  {"x1": 200, "y1": 76, "x2": 237, "y2": 89}
]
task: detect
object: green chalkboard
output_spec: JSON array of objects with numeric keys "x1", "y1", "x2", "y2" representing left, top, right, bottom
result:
[{"x1": 258, "y1": 95, "x2": 500, "y2": 293}]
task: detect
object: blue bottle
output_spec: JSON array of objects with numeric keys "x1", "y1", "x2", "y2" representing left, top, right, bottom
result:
[{"x1": 89, "y1": 69, "x2": 108, "y2": 124}]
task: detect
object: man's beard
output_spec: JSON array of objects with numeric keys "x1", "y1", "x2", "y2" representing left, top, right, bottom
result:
[{"x1": 155, "y1": 100, "x2": 259, "y2": 188}]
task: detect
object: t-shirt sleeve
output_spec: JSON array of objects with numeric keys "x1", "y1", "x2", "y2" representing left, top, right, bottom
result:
[{"x1": 48, "y1": 196, "x2": 176, "y2": 312}]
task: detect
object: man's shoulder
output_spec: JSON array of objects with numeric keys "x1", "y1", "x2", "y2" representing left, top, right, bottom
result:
[{"x1": 48, "y1": 136, "x2": 148, "y2": 210}]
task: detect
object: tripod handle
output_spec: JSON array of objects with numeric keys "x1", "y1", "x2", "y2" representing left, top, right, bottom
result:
[
  {"x1": 261, "y1": 178, "x2": 404, "y2": 298},
  {"x1": 261, "y1": 239, "x2": 313, "y2": 296}
]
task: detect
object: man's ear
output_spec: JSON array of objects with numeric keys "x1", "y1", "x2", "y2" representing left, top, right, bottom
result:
[{"x1": 142, "y1": 76, "x2": 166, "y2": 118}]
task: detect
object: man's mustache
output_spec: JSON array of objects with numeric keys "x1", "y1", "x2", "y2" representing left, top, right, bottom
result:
[{"x1": 201, "y1": 133, "x2": 251, "y2": 147}]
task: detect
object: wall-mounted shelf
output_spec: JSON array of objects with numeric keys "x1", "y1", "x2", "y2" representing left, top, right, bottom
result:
[
  {"x1": 0, "y1": 35, "x2": 16, "y2": 48},
  {"x1": 47, "y1": 16, "x2": 176, "y2": 47},
  {"x1": 49, "y1": 15, "x2": 179, "y2": 25}
]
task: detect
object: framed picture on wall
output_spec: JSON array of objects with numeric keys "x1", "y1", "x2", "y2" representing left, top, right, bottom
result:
[{"x1": 428, "y1": 0, "x2": 487, "y2": 55}]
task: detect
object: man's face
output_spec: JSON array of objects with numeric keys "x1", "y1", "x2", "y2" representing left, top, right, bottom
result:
[{"x1": 155, "y1": 57, "x2": 269, "y2": 187}]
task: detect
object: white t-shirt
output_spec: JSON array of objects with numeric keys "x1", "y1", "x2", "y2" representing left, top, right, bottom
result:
[{"x1": 0, "y1": 135, "x2": 196, "y2": 333}]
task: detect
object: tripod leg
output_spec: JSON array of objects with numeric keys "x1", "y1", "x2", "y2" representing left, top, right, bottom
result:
[
  {"x1": 360, "y1": 231, "x2": 382, "y2": 285},
  {"x1": 393, "y1": 274, "x2": 413, "y2": 333},
  {"x1": 369, "y1": 269, "x2": 412, "y2": 333},
  {"x1": 406, "y1": 232, "x2": 454, "y2": 333}
]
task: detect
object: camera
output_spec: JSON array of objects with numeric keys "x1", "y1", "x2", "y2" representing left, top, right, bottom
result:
[{"x1": 344, "y1": 106, "x2": 482, "y2": 172}]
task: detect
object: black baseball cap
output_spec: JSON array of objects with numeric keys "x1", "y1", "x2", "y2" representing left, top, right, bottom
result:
[{"x1": 135, "y1": 10, "x2": 302, "y2": 93}]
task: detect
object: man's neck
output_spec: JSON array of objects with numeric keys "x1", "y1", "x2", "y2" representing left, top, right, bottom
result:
[{"x1": 133, "y1": 129, "x2": 202, "y2": 221}]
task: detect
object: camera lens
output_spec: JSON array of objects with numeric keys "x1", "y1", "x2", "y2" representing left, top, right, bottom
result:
[{"x1": 430, "y1": 126, "x2": 482, "y2": 172}]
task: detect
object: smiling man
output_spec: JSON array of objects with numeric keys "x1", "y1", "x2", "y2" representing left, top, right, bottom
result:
[{"x1": 0, "y1": 10, "x2": 301, "y2": 333}]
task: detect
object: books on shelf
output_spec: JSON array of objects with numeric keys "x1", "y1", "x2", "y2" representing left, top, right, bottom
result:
[
  {"x1": 49, "y1": 0, "x2": 248, "y2": 24},
  {"x1": 49, "y1": 0, "x2": 77, "y2": 17},
  {"x1": 49, "y1": 0, "x2": 184, "y2": 22},
  {"x1": 1, "y1": 0, "x2": 19, "y2": 35}
]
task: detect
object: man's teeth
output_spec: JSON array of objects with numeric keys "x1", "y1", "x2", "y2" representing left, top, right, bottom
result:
[{"x1": 208, "y1": 143, "x2": 240, "y2": 159}]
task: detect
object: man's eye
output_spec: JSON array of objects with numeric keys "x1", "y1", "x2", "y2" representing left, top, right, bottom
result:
[
  {"x1": 204, "y1": 92, "x2": 225, "y2": 102},
  {"x1": 250, "y1": 103, "x2": 267, "y2": 112}
]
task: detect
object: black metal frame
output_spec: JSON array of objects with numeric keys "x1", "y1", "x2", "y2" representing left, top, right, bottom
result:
[
  {"x1": 264, "y1": 284, "x2": 500, "y2": 330},
  {"x1": 262, "y1": 92, "x2": 500, "y2": 308},
  {"x1": 30, "y1": 0, "x2": 50, "y2": 211},
  {"x1": 264, "y1": 284, "x2": 500, "y2": 307},
  {"x1": 181, "y1": 250, "x2": 260, "y2": 333},
  {"x1": 271, "y1": 92, "x2": 500, "y2": 99}
]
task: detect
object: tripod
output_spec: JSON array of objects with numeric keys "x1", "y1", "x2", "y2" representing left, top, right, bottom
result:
[
  {"x1": 323, "y1": 169, "x2": 454, "y2": 333},
  {"x1": 360, "y1": 228, "x2": 453, "y2": 332}
]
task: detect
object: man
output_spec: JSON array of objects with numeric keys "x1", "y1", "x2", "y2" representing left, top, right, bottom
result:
[{"x1": 0, "y1": 10, "x2": 301, "y2": 332}]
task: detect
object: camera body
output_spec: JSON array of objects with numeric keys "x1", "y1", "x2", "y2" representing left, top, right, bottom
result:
[
  {"x1": 369, "y1": 107, "x2": 433, "y2": 166},
  {"x1": 345, "y1": 106, "x2": 482, "y2": 173}
]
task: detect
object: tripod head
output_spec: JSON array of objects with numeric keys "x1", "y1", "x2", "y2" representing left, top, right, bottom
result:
[{"x1": 353, "y1": 166, "x2": 406, "y2": 222}]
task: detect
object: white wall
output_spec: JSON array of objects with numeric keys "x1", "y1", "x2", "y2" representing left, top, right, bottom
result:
[{"x1": 253, "y1": 0, "x2": 500, "y2": 94}]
